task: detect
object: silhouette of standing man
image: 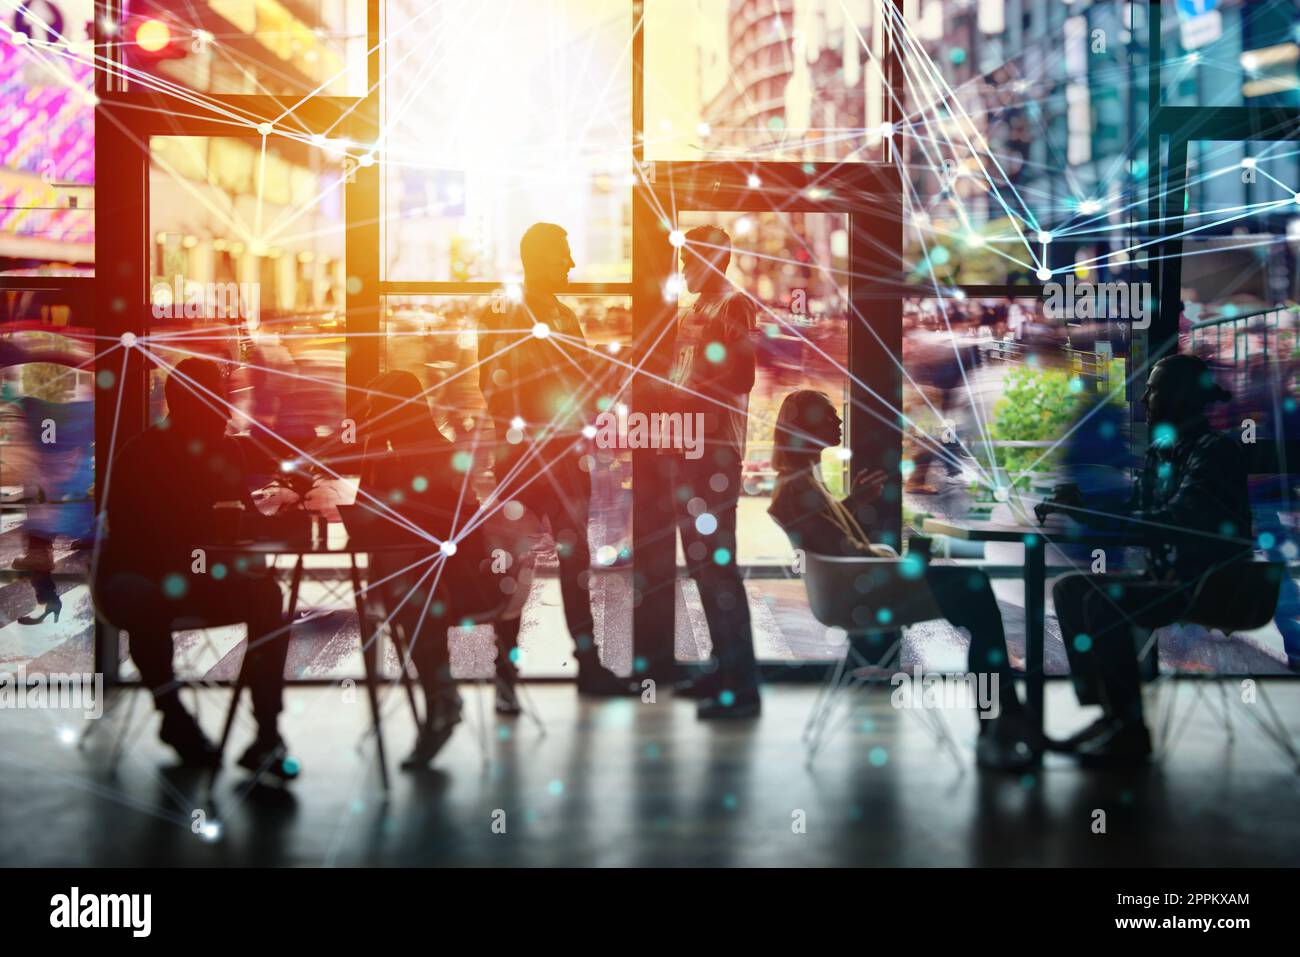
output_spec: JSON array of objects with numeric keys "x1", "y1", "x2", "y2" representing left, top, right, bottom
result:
[
  {"x1": 669, "y1": 226, "x2": 760, "y2": 718},
  {"x1": 478, "y1": 223, "x2": 632, "y2": 695}
]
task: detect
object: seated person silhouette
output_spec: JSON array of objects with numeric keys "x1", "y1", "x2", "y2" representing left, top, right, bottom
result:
[
  {"x1": 95, "y1": 357, "x2": 297, "y2": 778},
  {"x1": 357, "y1": 370, "x2": 536, "y2": 768},
  {"x1": 766, "y1": 389, "x2": 1037, "y2": 771},
  {"x1": 1046, "y1": 354, "x2": 1254, "y2": 767}
]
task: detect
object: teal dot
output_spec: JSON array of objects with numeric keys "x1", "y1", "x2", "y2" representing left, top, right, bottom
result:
[
  {"x1": 704, "y1": 341, "x2": 726, "y2": 364},
  {"x1": 497, "y1": 726, "x2": 512, "y2": 740},
  {"x1": 722, "y1": 793, "x2": 738, "y2": 811},
  {"x1": 1259, "y1": 532, "x2": 1276, "y2": 549},
  {"x1": 162, "y1": 573, "x2": 187, "y2": 599},
  {"x1": 283, "y1": 756, "x2": 300, "y2": 775},
  {"x1": 876, "y1": 608, "x2": 893, "y2": 625},
  {"x1": 900, "y1": 552, "x2": 924, "y2": 579},
  {"x1": 1068, "y1": 378, "x2": 1083, "y2": 394},
  {"x1": 509, "y1": 646, "x2": 522, "y2": 664},
  {"x1": 713, "y1": 547, "x2": 731, "y2": 566},
  {"x1": 235, "y1": 557, "x2": 249, "y2": 573},
  {"x1": 930, "y1": 245, "x2": 950, "y2": 265},
  {"x1": 211, "y1": 563, "x2": 227, "y2": 580},
  {"x1": 389, "y1": 489, "x2": 404, "y2": 504},
  {"x1": 967, "y1": 573, "x2": 985, "y2": 591},
  {"x1": 949, "y1": 47, "x2": 966, "y2": 65},
  {"x1": 597, "y1": 396, "x2": 613, "y2": 411},
  {"x1": 1220, "y1": 522, "x2": 1237, "y2": 537},
  {"x1": 1152, "y1": 422, "x2": 1178, "y2": 448},
  {"x1": 1099, "y1": 421, "x2": 1117, "y2": 439},
  {"x1": 1019, "y1": 773, "x2": 1038, "y2": 790},
  {"x1": 1108, "y1": 583, "x2": 1125, "y2": 599},
  {"x1": 859, "y1": 718, "x2": 875, "y2": 733},
  {"x1": 431, "y1": 601, "x2": 446, "y2": 617},
  {"x1": 633, "y1": 655, "x2": 648, "y2": 674},
  {"x1": 1157, "y1": 462, "x2": 1172, "y2": 479},
  {"x1": 97, "y1": 369, "x2": 116, "y2": 389},
  {"x1": 643, "y1": 742, "x2": 661, "y2": 760},
  {"x1": 547, "y1": 779, "x2": 564, "y2": 796},
  {"x1": 718, "y1": 689, "x2": 736, "y2": 707},
  {"x1": 868, "y1": 746, "x2": 888, "y2": 767},
  {"x1": 411, "y1": 476, "x2": 428, "y2": 493},
  {"x1": 1073, "y1": 633, "x2": 1093, "y2": 653},
  {"x1": 452, "y1": 451, "x2": 472, "y2": 472},
  {"x1": 1023, "y1": 533, "x2": 1039, "y2": 547}
]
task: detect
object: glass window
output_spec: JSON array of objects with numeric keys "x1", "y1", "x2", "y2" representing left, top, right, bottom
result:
[
  {"x1": 0, "y1": 0, "x2": 95, "y2": 274},
  {"x1": 669, "y1": 210, "x2": 848, "y2": 662},
  {"x1": 381, "y1": 294, "x2": 633, "y2": 678},
  {"x1": 1, "y1": 290, "x2": 94, "y2": 674},
  {"x1": 120, "y1": 0, "x2": 369, "y2": 96},
  {"x1": 645, "y1": 0, "x2": 891, "y2": 164},
  {"x1": 147, "y1": 135, "x2": 347, "y2": 445},
  {"x1": 382, "y1": 0, "x2": 632, "y2": 282}
]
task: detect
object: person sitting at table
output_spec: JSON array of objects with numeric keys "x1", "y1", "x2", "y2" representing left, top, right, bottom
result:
[
  {"x1": 767, "y1": 389, "x2": 1038, "y2": 771},
  {"x1": 1046, "y1": 354, "x2": 1255, "y2": 768},
  {"x1": 95, "y1": 357, "x2": 298, "y2": 779},
  {"x1": 357, "y1": 370, "x2": 537, "y2": 769}
]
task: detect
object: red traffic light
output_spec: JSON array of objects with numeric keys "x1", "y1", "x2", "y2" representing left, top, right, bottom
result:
[
  {"x1": 134, "y1": 18, "x2": 171, "y2": 53},
  {"x1": 126, "y1": 16, "x2": 187, "y2": 63}
]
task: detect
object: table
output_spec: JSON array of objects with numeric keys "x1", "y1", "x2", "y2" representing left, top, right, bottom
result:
[
  {"x1": 209, "y1": 537, "x2": 431, "y2": 791},
  {"x1": 921, "y1": 517, "x2": 1147, "y2": 736}
]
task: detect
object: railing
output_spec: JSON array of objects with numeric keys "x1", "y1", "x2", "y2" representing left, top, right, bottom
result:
[
  {"x1": 978, "y1": 337, "x2": 1114, "y2": 394},
  {"x1": 1188, "y1": 303, "x2": 1300, "y2": 369}
]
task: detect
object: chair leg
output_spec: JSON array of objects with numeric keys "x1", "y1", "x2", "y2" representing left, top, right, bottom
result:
[
  {"x1": 1245, "y1": 683, "x2": 1300, "y2": 772},
  {"x1": 803, "y1": 649, "x2": 848, "y2": 743},
  {"x1": 805, "y1": 648, "x2": 858, "y2": 762}
]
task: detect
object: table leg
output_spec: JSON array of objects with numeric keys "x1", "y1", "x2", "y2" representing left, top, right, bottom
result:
[
  {"x1": 219, "y1": 554, "x2": 302, "y2": 761},
  {"x1": 351, "y1": 555, "x2": 390, "y2": 791},
  {"x1": 1024, "y1": 534, "x2": 1046, "y2": 736}
]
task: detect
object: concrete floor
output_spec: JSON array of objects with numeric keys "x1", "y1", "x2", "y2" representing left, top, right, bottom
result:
[{"x1": 2, "y1": 681, "x2": 1298, "y2": 867}]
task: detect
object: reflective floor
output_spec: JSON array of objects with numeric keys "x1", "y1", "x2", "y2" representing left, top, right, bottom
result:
[{"x1": 1, "y1": 681, "x2": 1298, "y2": 867}]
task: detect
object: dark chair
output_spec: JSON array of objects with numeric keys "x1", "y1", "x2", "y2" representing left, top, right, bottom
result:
[
  {"x1": 801, "y1": 551, "x2": 963, "y2": 765},
  {"x1": 1141, "y1": 561, "x2": 1297, "y2": 770}
]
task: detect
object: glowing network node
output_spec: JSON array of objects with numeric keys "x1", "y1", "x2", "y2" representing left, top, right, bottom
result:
[
  {"x1": 440, "y1": 541, "x2": 457, "y2": 557},
  {"x1": 257, "y1": 122, "x2": 272, "y2": 136},
  {"x1": 359, "y1": 152, "x2": 375, "y2": 168},
  {"x1": 747, "y1": 174, "x2": 761, "y2": 188},
  {"x1": 1036, "y1": 268, "x2": 1051, "y2": 281},
  {"x1": 879, "y1": 121, "x2": 895, "y2": 138},
  {"x1": 532, "y1": 321, "x2": 550, "y2": 339},
  {"x1": 581, "y1": 424, "x2": 597, "y2": 439},
  {"x1": 510, "y1": 416, "x2": 526, "y2": 430},
  {"x1": 1037, "y1": 231, "x2": 1052, "y2": 244},
  {"x1": 120, "y1": 331, "x2": 137, "y2": 348},
  {"x1": 669, "y1": 229, "x2": 685, "y2": 247}
]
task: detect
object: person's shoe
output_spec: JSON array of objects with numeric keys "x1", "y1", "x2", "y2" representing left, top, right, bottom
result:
[
  {"x1": 401, "y1": 693, "x2": 463, "y2": 770},
  {"x1": 672, "y1": 671, "x2": 721, "y2": 700},
  {"x1": 159, "y1": 709, "x2": 222, "y2": 768},
  {"x1": 576, "y1": 660, "x2": 640, "y2": 697},
  {"x1": 237, "y1": 734, "x2": 301, "y2": 781},
  {"x1": 1074, "y1": 719, "x2": 1152, "y2": 769},
  {"x1": 18, "y1": 595, "x2": 61, "y2": 626},
  {"x1": 697, "y1": 685, "x2": 761, "y2": 720},
  {"x1": 974, "y1": 712, "x2": 1040, "y2": 772},
  {"x1": 1044, "y1": 715, "x2": 1113, "y2": 754}
]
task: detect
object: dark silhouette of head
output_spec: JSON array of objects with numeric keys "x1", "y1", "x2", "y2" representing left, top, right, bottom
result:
[
  {"x1": 164, "y1": 357, "x2": 229, "y2": 439},
  {"x1": 773, "y1": 390, "x2": 841, "y2": 474},
  {"x1": 681, "y1": 225, "x2": 732, "y2": 295},
  {"x1": 1142, "y1": 353, "x2": 1232, "y2": 426},
  {"x1": 520, "y1": 222, "x2": 573, "y2": 292},
  {"x1": 364, "y1": 369, "x2": 435, "y2": 445}
]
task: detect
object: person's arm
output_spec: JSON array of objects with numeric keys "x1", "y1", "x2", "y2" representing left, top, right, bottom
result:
[
  {"x1": 1137, "y1": 437, "x2": 1246, "y2": 536},
  {"x1": 690, "y1": 296, "x2": 756, "y2": 400}
]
